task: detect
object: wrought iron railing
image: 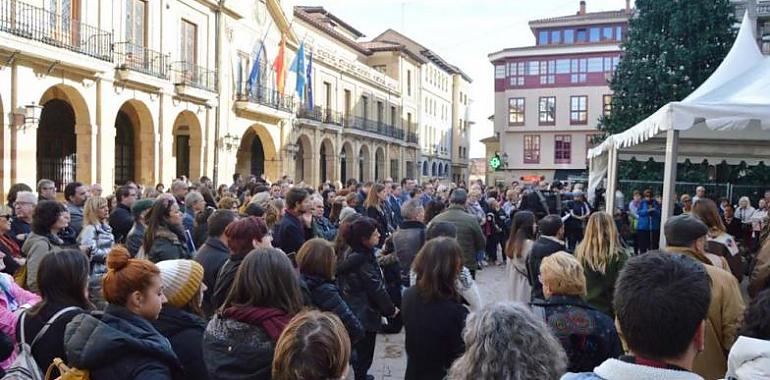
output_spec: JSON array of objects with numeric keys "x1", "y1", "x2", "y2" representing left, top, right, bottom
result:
[
  {"x1": 241, "y1": 85, "x2": 294, "y2": 113},
  {"x1": 0, "y1": 0, "x2": 112, "y2": 61},
  {"x1": 114, "y1": 42, "x2": 169, "y2": 79},
  {"x1": 170, "y1": 61, "x2": 217, "y2": 92},
  {"x1": 407, "y1": 131, "x2": 419, "y2": 144},
  {"x1": 344, "y1": 115, "x2": 405, "y2": 140},
  {"x1": 297, "y1": 106, "x2": 344, "y2": 126}
]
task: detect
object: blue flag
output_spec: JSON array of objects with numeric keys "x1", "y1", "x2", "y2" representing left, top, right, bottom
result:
[
  {"x1": 306, "y1": 50, "x2": 314, "y2": 110},
  {"x1": 247, "y1": 42, "x2": 265, "y2": 97},
  {"x1": 289, "y1": 42, "x2": 306, "y2": 102}
]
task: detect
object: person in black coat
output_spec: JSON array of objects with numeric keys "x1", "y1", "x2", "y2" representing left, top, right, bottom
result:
[
  {"x1": 273, "y1": 188, "x2": 313, "y2": 256},
  {"x1": 297, "y1": 238, "x2": 365, "y2": 343},
  {"x1": 563, "y1": 191, "x2": 591, "y2": 251},
  {"x1": 64, "y1": 247, "x2": 182, "y2": 379},
  {"x1": 211, "y1": 217, "x2": 273, "y2": 312},
  {"x1": 530, "y1": 252, "x2": 622, "y2": 372},
  {"x1": 337, "y1": 217, "x2": 397, "y2": 380},
  {"x1": 16, "y1": 249, "x2": 92, "y2": 375},
  {"x1": 364, "y1": 184, "x2": 393, "y2": 248},
  {"x1": 108, "y1": 186, "x2": 138, "y2": 244},
  {"x1": 153, "y1": 260, "x2": 209, "y2": 380},
  {"x1": 402, "y1": 237, "x2": 468, "y2": 380},
  {"x1": 193, "y1": 210, "x2": 237, "y2": 317},
  {"x1": 526, "y1": 215, "x2": 566, "y2": 301},
  {"x1": 519, "y1": 185, "x2": 549, "y2": 220}
]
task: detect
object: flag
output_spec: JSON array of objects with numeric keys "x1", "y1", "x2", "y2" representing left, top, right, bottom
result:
[
  {"x1": 306, "y1": 49, "x2": 314, "y2": 110},
  {"x1": 273, "y1": 35, "x2": 286, "y2": 96},
  {"x1": 289, "y1": 42, "x2": 306, "y2": 102},
  {"x1": 247, "y1": 42, "x2": 265, "y2": 97}
]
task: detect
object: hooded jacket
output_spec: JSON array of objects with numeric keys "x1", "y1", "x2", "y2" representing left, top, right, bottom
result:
[
  {"x1": 724, "y1": 336, "x2": 770, "y2": 380},
  {"x1": 152, "y1": 306, "x2": 209, "y2": 380},
  {"x1": 64, "y1": 305, "x2": 182, "y2": 380},
  {"x1": 300, "y1": 274, "x2": 364, "y2": 343}
]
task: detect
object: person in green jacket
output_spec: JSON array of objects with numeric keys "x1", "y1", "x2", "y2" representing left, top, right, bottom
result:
[
  {"x1": 427, "y1": 189, "x2": 485, "y2": 279},
  {"x1": 574, "y1": 212, "x2": 628, "y2": 317}
]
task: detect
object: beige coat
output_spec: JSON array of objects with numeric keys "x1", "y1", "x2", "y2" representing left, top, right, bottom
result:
[
  {"x1": 749, "y1": 238, "x2": 770, "y2": 297},
  {"x1": 666, "y1": 246, "x2": 744, "y2": 380}
]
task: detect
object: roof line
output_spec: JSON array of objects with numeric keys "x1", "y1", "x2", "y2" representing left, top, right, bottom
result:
[{"x1": 295, "y1": 6, "x2": 366, "y2": 38}]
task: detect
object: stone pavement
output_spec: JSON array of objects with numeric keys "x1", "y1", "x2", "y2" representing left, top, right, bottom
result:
[{"x1": 367, "y1": 263, "x2": 509, "y2": 380}]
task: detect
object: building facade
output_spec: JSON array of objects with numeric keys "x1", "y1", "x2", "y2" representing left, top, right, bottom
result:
[
  {"x1": 0, "y1": 0, "x2": 471, "y2": 201},
  {"x1": 486, "y1": 1, "x2": 630, "y2": 183}
]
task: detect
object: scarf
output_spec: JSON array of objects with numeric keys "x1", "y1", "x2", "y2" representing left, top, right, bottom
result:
[
  {"x1": 665, "y1": 246, "x2": 714, "y2": 267},
  {"x1": 222, "y1": 306, "x2": 291, "y2": 341},
  {"x1": 0, "y1": 234, "x2": 20, "y2": 258},
  {"x1": 0, "y1": 274, "x2": 18, "y2": 311}
]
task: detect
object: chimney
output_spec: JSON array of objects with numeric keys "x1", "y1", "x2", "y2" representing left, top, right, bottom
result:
[
  {"x1": 578, "y1": 0, "x2": 586, "y2": 15},
  {"x1": 625, "y1": 0, "x2": 631, "y2": 14}
]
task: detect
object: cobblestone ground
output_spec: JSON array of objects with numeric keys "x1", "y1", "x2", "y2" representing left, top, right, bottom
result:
[{"x1": 367, "y1": 263, "x2": 508, "y2": 380}]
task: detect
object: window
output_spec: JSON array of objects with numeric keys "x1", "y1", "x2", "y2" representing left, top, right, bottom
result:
[
  {"x1": 390, "y1": 106, "x2": 396, "y2": 127},
  {"x1": 538, "y1": 97, "x2": 555, "y2": 125},
  {"x1": 551, "y1": 30, "x2": 561, "y2": 44},
  {"x1": 407, "y1": 112, "x2": 413, "y2": 132},
  {"x1": 602, "y1": 27, "x2": 613, "y2": 41},
  {"x1": 564, "y1": 29, "x2": 574, "y2": 44},
  {"x1": 555, "y1": 59, "x2": 570, "y2": 74},
  {"x1": 570, "y1": 96, "x2": 588, "y2": 124},
  {"x1": 344, "y1": 90, "x2": 352, "y2": 118},
  {"x1": 570, "y1": 58, "x2": 587, "y2": 83},
  {"x1": 616, "y1": 26, "x2": 623, "y2": 41},
  {"x1": 508, "y1": 98, "x2": 525, "y2": 125},
  {"x1": 603, "y1": 95, "x2": 612, "y2": 116},
  {"x1": 508, "y1": 61, "x2": 525, "y2": 86},
  {"x1": 589, "y1": 27, "x2": 600, "y2": 42},
  {"x1": 407, "y1": 70, "x2": 412, "y2": 95},
  {"x1": 524, "y1": 135, "x2": 541, "y2": 164},
  {"x1": 538, "y1": 30, "x2": 548, "y2": 45},
  {"x1": 539, "y1": 60, "x2": 555, "y2": 85},
  {"x1": 587, "y1": 57, "x2": 603, "y2": 73},
  {"x1": 555, "y1": 135, "x2": 572, "y2": 164},
  {"x1": 180, "y1": 19, "x2": 197, "y2": 65},
  {"x1": 361, "y1": 96, "x2": 369, "y2": 120},
  {"x1": 376, "y1": 101, "x2": 384, "y2": 124},
  {"x1": 323, "y1": 82, "x2": 332, "y2": 110},
  {"x1": 576, "y1": 28, "x2": 587, "y2": 43},
  {"x1": 125, "y1": 0, "x2": 147, "y2": 46}
]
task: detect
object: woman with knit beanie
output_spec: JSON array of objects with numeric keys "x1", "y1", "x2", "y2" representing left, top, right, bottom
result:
[
  {"x1": 64, "y1": 246, "x2": 182, "y2": 379},
  {"x1": 152, "y1": 259, "x2": 209, "y2": 380},
  {"x1": 336, "y1": 216, "x2": 397, "y2": 380},
  {"x1": 203, "y1": 247, "x2": 304, "y2": 380}
]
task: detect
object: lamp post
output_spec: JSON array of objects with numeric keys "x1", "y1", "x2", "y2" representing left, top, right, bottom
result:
[{"x1": 20, "y1": 102, "x2": 43, "y2": 131}]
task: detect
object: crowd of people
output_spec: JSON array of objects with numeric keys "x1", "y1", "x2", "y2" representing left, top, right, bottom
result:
[{"x1": 0, "y1": 175, "x2": 767, "y2": 379}]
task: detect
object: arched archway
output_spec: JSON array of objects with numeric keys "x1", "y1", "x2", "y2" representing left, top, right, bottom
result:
[
  {"x1": 295, "y1": 134, "x2": 313, "y2": 183},
  {"x1": 172, "y1": 111, "x2": 203, "y2": 181},
  {"x1": 235, "y1": 125, "x2": 279, "y2": 181},
  {"x1": 431, "y1": 162, "x2": 437, "y2": 177},
  {"x1": 320, "y1": 138, "x2": 335, "y2": 183},
  {"x1": 422, "y1": 161, "x2": 428, "y2": 176},
  {"x1": 37, "y1": 85, "x2": 92, "y2": 190},
  {"x1": 375, "y1": 147, "x2": 385, "y2": 181},
  {"x1": 340, "y1": 141, "x2": 354, "y2": 183},
  {"x1": 115, "y1": 100, "x2": 156, "y2": 187},
  {"x1": 359, "y1": 144, "x2": 371, "y2": 182}
]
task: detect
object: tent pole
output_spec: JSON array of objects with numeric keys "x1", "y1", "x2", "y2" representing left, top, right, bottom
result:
[
  {"x1": 606, "y1": 146, "x2": 617, "y2": 212},
  {"x1": 660, "y1": 129, "x2": 680, "y2": 248}
]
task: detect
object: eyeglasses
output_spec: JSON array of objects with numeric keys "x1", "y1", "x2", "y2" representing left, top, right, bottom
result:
[
  {"x1": 0, "y1": 215, "x2": 10, "y2": 220},
  {"x1": 13, "y1": 202, "x2": 33, "y2": 207}
]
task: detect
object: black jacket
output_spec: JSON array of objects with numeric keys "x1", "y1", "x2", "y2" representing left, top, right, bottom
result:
[
  {"x1": 64, "y1": 305, "x2": 182, "y2": 380},
  {"x1": 530, "y1": 295, "x2": 622, "y2": 372},
  {"x1": 366, "y1": 205, "x2": 390, "y2": 247},
  {"x1": 16, "y1": 302, "x2": 86, "y2": 374},
  {"x1": 108, "y1": 204, "x2": 133, "y2": 243},
  {"x1": 195, "y1": 237, "x2": 230, "y2": 317},
  {"x1": 10, "y1": 218, "x2": 31, "y2": 246},
  {"x1": 520, "y1": 190, "x2": 549, "y2": 220},
  {"x1": 273, "y1": 211, "x2": 312, "y2": 255},
  {"x1": 202, "y1": 314, "x2": 275, "y2": 380},
  {"x1": 300, "y1": 275, "x2": 365, "y2": 343},
  {"x1": 527, "y1": 236, "x2": 566, "y2": 301},
  {"x1": 337, "y1": 247, "x2": 396, "y2": 332},
  {"x1": 211, "y1": 253, "x2": 247, "y2": 312},
  {"x1": 402, "y1": 287, "x2": 468, "y2": 380},
  {"x1": 152, "y1": 306, "x2": 209, "y2": 380}
]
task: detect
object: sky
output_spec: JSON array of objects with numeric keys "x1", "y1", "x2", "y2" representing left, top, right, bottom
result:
[{"x1": 301, "y1": 0, "x2": 633, "y2": 158}]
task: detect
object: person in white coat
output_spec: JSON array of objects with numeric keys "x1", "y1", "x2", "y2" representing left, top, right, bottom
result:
[{"x1": 504, "y1": 211, "x2": 536, "y2": 303}]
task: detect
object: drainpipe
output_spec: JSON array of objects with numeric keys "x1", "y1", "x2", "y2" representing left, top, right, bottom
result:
[{"x1": 212, "y1": 0, "x2": 225, "y2": 186}]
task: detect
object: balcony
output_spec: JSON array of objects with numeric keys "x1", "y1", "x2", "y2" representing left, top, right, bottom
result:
[
  {"x1": 171, "y1": 61, "x2": 217, "y2": 92},
  {"x1": 407, "y1": 131, "x2": 419, "y2": 144},
  {"x1": 344, "y1": 115, "x2": 405, "y2": 140},
  {"x1": 114, "y1": 42, "x2": 169, "y2": 79},
  {"x1": 0, "y1": 0, "x2": 112, "y2": 61},
  {"x1": 242, "y1": 85, "x2": 294, "y2": 113},
  {"x1": 297, "y1": 106, "x2": 343, "y2": 126}
]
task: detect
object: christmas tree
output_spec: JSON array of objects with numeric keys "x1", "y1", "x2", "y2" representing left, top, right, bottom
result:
[{"x1": 600, "y1": 0, "x2": 736, "y2": 135}]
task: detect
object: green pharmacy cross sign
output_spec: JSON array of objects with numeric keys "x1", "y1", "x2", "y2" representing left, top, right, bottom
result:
[{"x1": 489, "y1": 154, "x2": 502, "y2": 171}]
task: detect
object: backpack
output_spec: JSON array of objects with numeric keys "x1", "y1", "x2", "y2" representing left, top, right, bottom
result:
[
  {"x1": 2, "y1": 306, "x2": 80, "y2": 380},
  {"x1": 44, "y1": 358, "x2": 89, "y2": 380}
]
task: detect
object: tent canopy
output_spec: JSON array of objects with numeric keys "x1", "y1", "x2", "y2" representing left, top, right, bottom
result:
[{"x1": 587, "y1": 12, "x2": 770, "y2": 245}]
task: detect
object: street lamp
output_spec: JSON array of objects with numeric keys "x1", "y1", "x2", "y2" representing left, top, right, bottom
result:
[
  {"x1": 20, "y1": 102, "x2": 43, "y2": 131},
  {"x1": 220, "y1": 133, "x2": 240, "y2": 152}
]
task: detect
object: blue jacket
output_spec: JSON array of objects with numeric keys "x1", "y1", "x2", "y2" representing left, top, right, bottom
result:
[{"x1": 636, "y1": 199, "x2": 661, "y2": 231}]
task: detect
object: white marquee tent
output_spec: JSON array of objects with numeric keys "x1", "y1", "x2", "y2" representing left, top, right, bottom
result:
[{"x1": 587, "y1": 12, "x2": 770, "y2": 244}]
